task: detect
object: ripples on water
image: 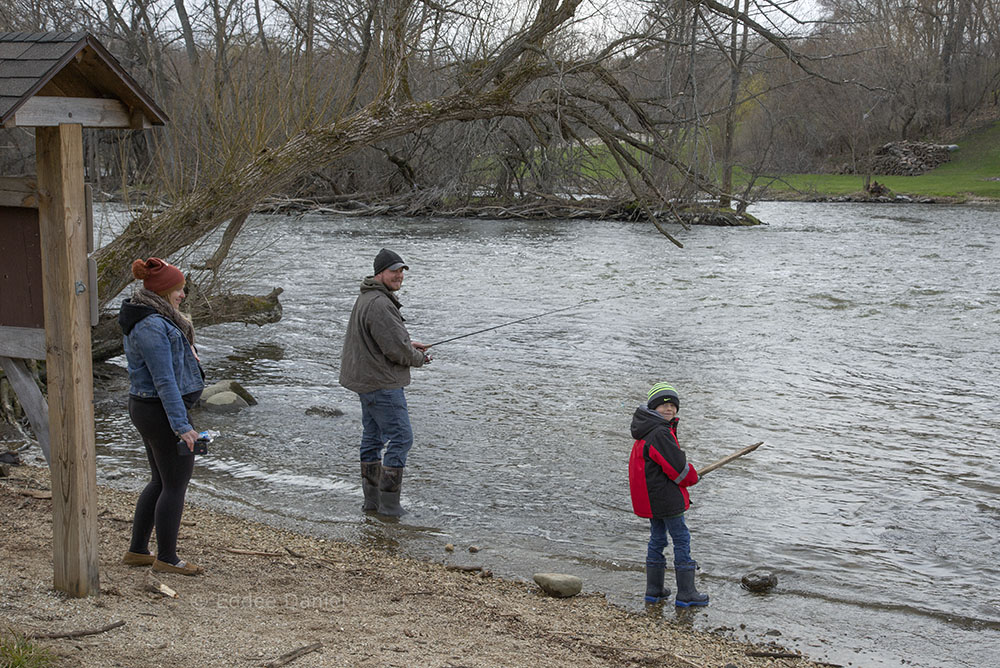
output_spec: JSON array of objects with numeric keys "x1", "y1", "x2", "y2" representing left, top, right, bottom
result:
[{"x1": 93, "y1": 202, "x2": 1000, "y2": 667}]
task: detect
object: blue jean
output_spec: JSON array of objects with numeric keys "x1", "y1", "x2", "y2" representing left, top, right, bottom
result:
[
  {"x1": 358, "y1": 388, "x2": 413, "y2": 468},
  {"x1": 647, "y1": 514, "x2": 694, "y2": 569}
]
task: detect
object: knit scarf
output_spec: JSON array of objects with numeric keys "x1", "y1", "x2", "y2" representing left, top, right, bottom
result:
[{"x1": 131, "y1": 288, "x2": 196, "y2": 345}]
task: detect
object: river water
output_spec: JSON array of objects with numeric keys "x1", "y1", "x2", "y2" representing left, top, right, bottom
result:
[{"x1": 93, "y1": 201, "x2": 1000, "y2": 668}]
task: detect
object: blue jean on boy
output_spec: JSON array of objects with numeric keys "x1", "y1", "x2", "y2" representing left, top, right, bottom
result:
[
  {"x1": 358, "y1": 388, "x2": 413, "y2": 468},
  {"x1": 647, "y1": 513, "x2": 695, "y2": 569}
]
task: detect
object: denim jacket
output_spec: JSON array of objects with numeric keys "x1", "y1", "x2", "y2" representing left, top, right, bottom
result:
[{"x1": 119, "y1": 299, "x2": 205, "y2": 436}]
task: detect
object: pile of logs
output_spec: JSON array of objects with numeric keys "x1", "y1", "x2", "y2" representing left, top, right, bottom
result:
[{"x1": 868, "y1": 141, "x2": 956, "y2": 176}]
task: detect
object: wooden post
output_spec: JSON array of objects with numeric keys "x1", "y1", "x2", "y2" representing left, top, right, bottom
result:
[
  {"x1": 0, "y1": 357, "x2": 51, "y2": 465},
  {"x1": 35, "y1": 124, "x2": 100, "y2": 597}
]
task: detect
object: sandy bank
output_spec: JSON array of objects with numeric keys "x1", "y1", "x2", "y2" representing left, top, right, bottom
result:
[{"x1": 1, "y1": 462, "x2": 829, "y2": 667}]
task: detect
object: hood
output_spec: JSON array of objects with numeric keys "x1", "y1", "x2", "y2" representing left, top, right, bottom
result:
[
  {"x1": 360, "y1": 276, "x2": 402, "y2": 309},
  {"x1": 118, "y1": 298, "x2": 158, "y2": 335},
  {"x1": 630, "y1": 405, "x2": 678, "y2": 440}
]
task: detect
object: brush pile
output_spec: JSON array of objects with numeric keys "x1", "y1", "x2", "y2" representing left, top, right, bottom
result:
[{"x1": 868, "y1": 141, "x2": 957, "y2": 175}]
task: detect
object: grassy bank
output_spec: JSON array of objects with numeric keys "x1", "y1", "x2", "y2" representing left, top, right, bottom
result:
[{"x1": 760, "y1": 120, "x2": 1000, "y2": 200}]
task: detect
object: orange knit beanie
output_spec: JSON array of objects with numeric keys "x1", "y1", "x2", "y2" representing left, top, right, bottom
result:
[{"x1": 131, "y1": 258, "x2": 185, "y2": 295}]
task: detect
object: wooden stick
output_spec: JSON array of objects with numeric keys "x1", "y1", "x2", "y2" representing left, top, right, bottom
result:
[
  {"x1": 28, "y1": 620, "x2": 125, "y2": 639},
  {"x1": 18, "y1": 488, "x2": 53, "y2": 500},
  {"x1": 698, "y1": 442, "x2": 764, "y2": 476},
  {"x1": 745, "y1": 650, "x2": 802, "y2": 659},
  {"x1": 222, "y1": 547, "x2": 285, "y2": 557},
  {"x1": 263, "y1": 641, "x2": 322, "y2": 667}
]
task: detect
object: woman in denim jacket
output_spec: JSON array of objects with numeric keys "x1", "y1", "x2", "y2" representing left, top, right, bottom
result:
[{"x1": 118, "y1": 258, "x2": 205, "y2": 575}]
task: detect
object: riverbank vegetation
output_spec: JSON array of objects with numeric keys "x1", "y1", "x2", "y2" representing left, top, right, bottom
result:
[{"x1": 0, "y1": 630, "x2": 54, "y2": 668}]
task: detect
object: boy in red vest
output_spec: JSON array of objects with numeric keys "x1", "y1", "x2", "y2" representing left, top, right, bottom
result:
[{"x1": 628, "y1": 382, "x2": 709, "y2": 606}]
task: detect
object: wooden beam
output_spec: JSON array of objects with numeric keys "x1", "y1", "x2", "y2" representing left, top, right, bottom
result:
[
  {"x1": 0, "y1": 326, "x2": 46, "y2": 360},
  {"x1": 0, "y1": 356, "x2": 51, "y2": 465},
  {"x1": 10, "y1": 96, "x2": 150, "y2": 129},
  {"x1": 35, "y1": 123, "x2": 100, "y2": 597},
  {"x1": 0, "y1": 176, "x2": 38, "y2": 208}
]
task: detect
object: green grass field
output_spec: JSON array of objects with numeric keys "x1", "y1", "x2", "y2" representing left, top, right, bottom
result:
[{"x1": 761, "y1": 120, "x2": 1000, "y2": 200}]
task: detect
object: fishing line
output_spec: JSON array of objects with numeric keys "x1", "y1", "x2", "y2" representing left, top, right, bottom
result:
[{"x1": 426, "y1": 294, "x2": 627, "y2": 347}]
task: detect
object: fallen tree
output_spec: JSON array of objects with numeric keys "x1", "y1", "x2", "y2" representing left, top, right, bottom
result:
[
  {"x1": 90, "y1": 285, "x2": 284, "y2": 362},
  {"x1": 255, "y1": 193, "x2": 762, "y2": 226}
]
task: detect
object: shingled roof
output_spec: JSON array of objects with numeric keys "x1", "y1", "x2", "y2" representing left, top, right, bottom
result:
[{"x1": 0, "y1": 31, "x2": 167, "y2": 127}]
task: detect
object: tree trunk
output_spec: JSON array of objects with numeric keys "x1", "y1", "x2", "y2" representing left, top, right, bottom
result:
[{"x1": 174, "y1": 0, "x2": 200, "y2": 68}]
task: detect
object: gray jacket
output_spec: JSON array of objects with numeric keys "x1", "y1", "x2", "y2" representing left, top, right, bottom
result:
[{"x1": 339, "y1": 277, "x2": 425, "y2": 394}]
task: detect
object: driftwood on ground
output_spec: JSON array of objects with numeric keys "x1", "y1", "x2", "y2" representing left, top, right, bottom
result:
[
  {"x1": 263, "y1": 642, "x2": 323, "y2": 668},
  {"x1": 28, "y1": 620, "x2": 126, "y2": 640}
]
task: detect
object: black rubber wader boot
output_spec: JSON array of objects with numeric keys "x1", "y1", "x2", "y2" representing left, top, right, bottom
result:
[
  {"x1": 644, "y1": 562, "x2": 671, "y2": 603},
  {"x1": 361, "y1": 461, "x2": 381, "y2": 512},
  {"x1": 674, "y1": 564, "x2": 709, "y2": 607},
  {"x1": 377, "y1": 466, "x2": 406, "y2": 517}
]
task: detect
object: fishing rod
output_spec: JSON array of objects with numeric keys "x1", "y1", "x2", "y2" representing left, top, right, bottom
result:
[{"x1": 426, "y1": 296, "x2": 619, "y2": 347}]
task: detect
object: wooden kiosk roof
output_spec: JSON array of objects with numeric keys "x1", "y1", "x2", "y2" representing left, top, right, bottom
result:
[{"x1": 0, "y1": 31, "x2": 168, "y2": 128}]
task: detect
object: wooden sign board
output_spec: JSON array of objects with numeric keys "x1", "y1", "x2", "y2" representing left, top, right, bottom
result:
[
  {"x1": 0, "y1": 205, "x2": 45, "y2": 329},
  {"x1": 0, "y1": 179, "x2": 96, "y2": 360}
]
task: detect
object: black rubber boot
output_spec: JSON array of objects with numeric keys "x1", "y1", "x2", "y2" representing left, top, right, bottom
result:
[
  {"x1": 377, "y1": 466, "x2": 406, "y2": 517},
  {"x1": 644, "y1": 562, "x2": 671, "y2": 603},
  {"x1": 674, "y1": 564, "x2": 709, "y2": 607},
  {"x1": 360, "y1": 461, "x2": 381, "y2": 512}
]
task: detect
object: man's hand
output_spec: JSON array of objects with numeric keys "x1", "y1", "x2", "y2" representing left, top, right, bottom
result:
[{"x1": 412, "y1": 341, "x2": 432, "y2": 364}]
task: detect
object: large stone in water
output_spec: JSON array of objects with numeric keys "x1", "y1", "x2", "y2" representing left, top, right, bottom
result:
[
  {"x1": 201, "y1": 379, "x2": 257, "y2": 406},
  {"x1": 533, "y1": 572, "x2": 583, "y2": 598},
  {"x1": 203, "y1": 391, "x2": 250, "y2": 414},
  {"x1": 741, "y1": 570, "x2": 778, "y2": 592}
]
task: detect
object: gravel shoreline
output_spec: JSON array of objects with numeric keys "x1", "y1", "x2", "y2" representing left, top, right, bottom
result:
[{"x1": 1, "y1": 462, "x2": 828, "y2": 667}]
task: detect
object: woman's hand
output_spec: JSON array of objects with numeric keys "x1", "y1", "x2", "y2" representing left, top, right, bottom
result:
[{"x1": 179, "y1": 429, "x2": 199, "y2": 451}]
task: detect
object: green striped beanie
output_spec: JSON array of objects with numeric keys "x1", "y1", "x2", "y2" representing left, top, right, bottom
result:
[{"x1": 647, "y1": 383, "x2": 680, "y2": 410}]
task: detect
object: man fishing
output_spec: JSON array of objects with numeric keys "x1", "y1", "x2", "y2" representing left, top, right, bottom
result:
[{"x1": 339, "y1": 248, "x2": 430, "y2": 517}]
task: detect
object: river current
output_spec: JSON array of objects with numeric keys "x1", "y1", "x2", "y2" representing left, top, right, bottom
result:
[{"x1": 92, "y1": 201, "x2": 1000, "y2": 668}]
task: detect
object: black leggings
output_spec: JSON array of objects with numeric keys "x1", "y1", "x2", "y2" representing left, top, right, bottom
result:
[{"x1": 127, "y1": 396, "x2": 195, "y2": 565}]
